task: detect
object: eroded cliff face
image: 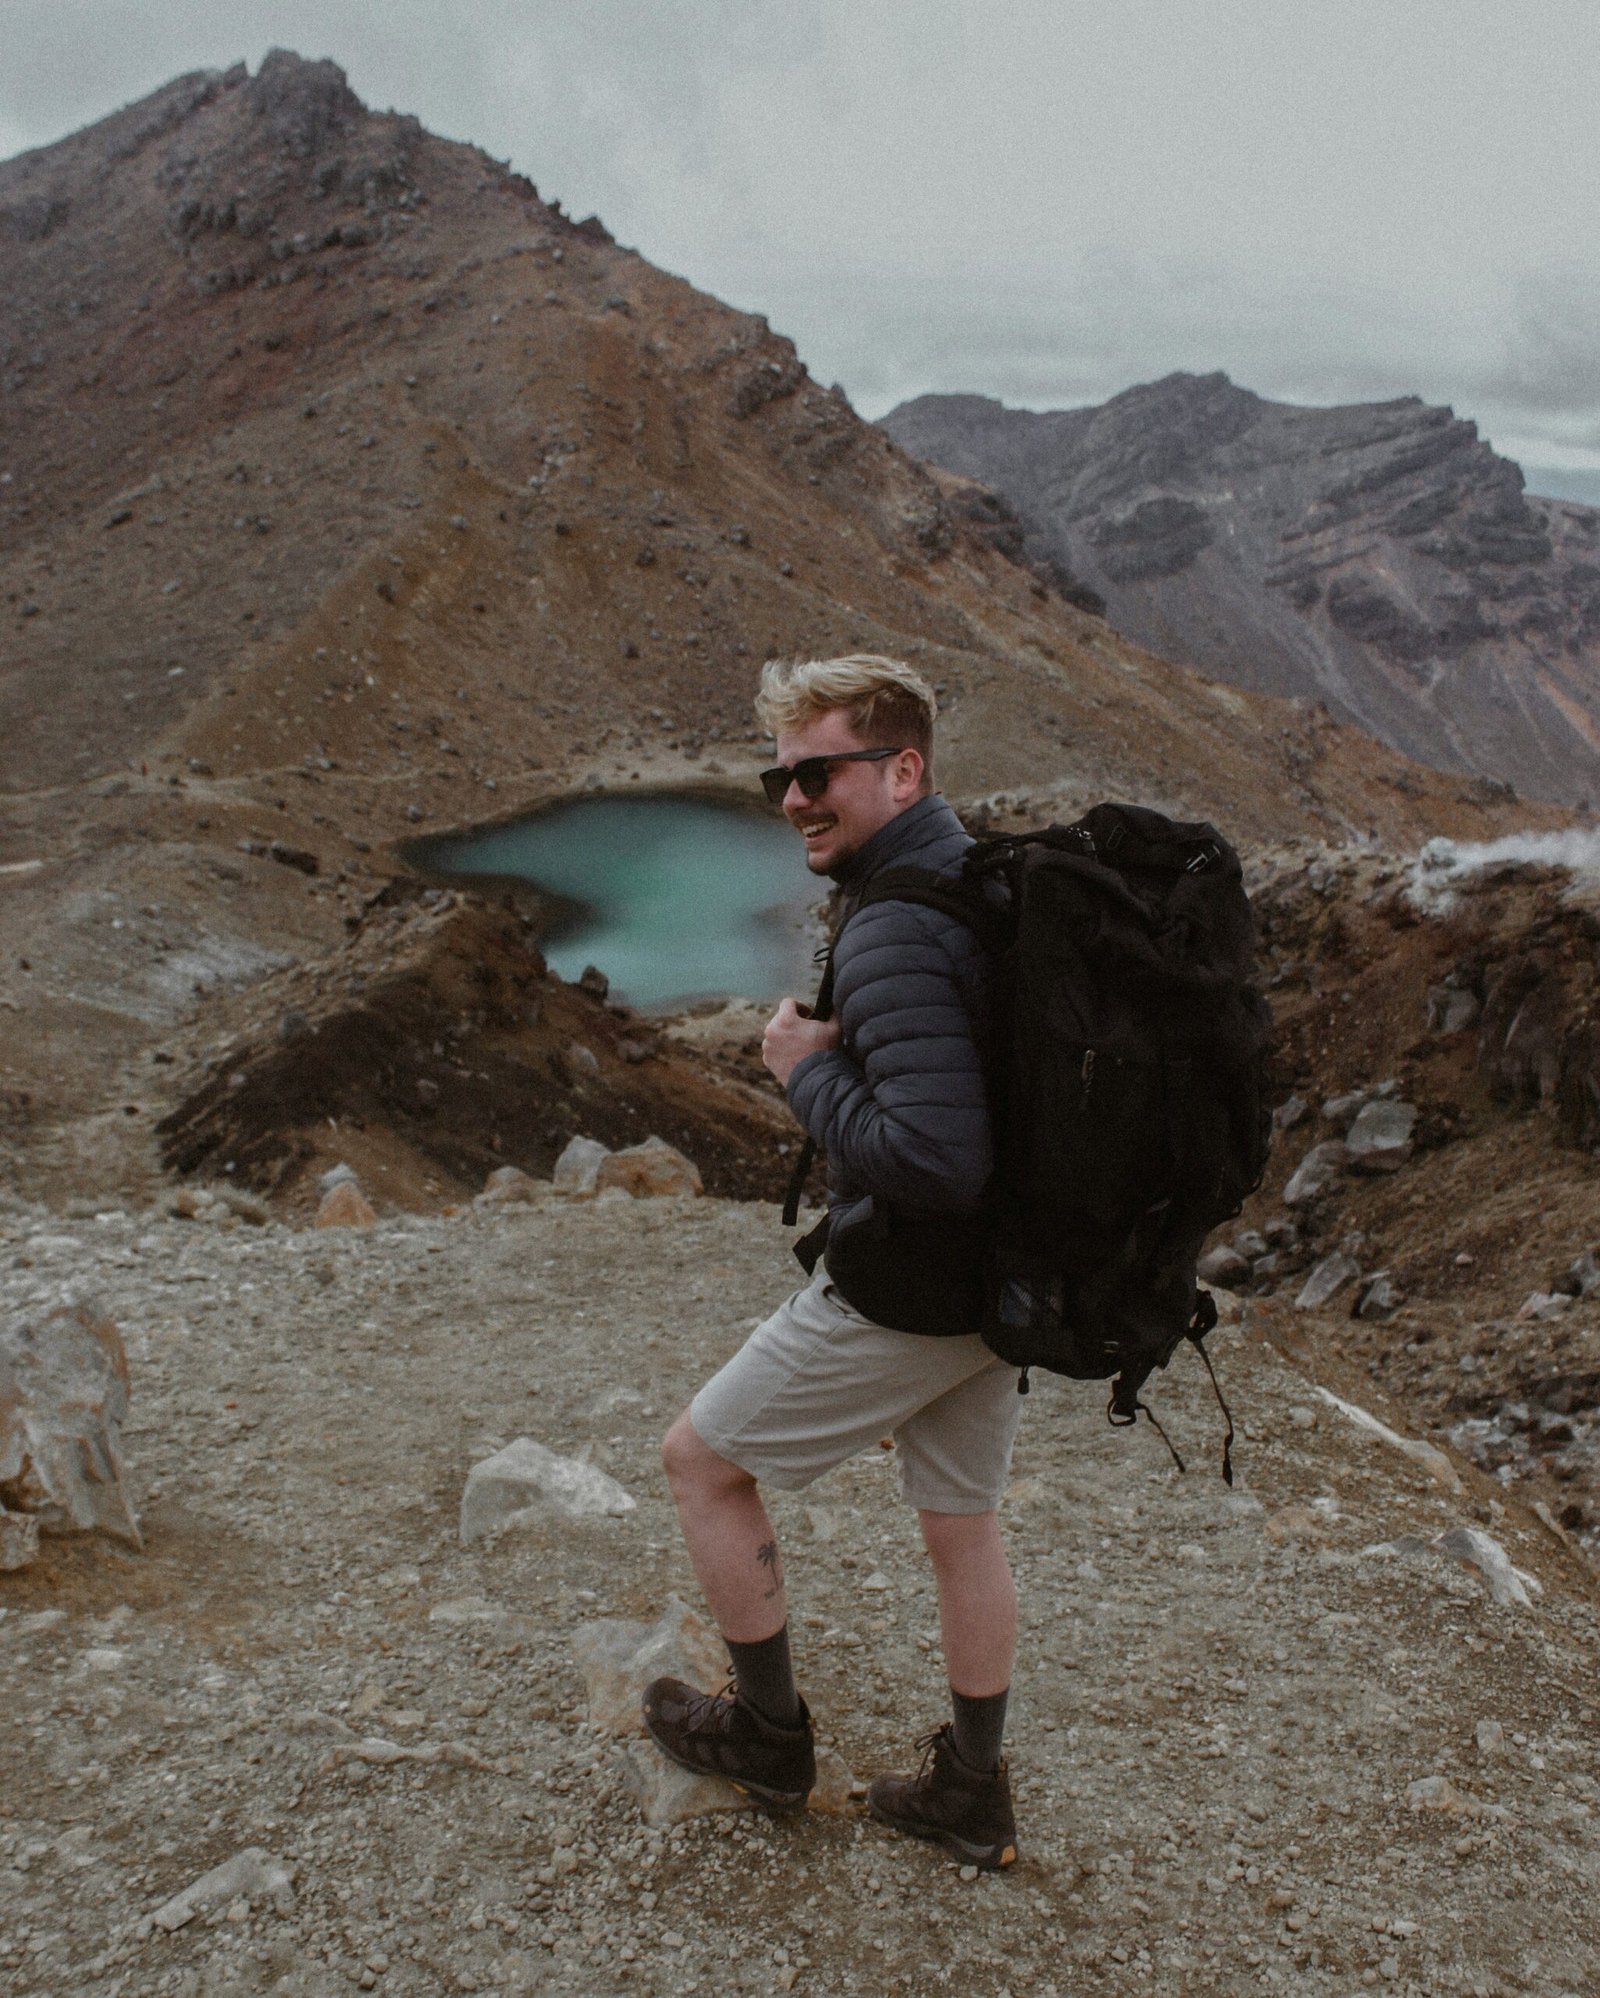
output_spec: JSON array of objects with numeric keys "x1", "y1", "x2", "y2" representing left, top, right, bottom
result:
[{"x1": 883, "y1": 373, "x2": 1600, "y2": 805}]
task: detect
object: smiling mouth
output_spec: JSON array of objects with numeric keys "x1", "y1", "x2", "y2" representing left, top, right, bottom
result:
[{"x1": 797, "y1": 815, "x2": 836, "y2": 843}]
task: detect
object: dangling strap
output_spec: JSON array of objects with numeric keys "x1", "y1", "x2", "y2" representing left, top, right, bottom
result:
[
  {"x1": 1191, "y1": 1333, "x2": 1235, "y2": 1487},
  {"x1": 780, "y1": 951, "x2": 836, "y2": 1228}
]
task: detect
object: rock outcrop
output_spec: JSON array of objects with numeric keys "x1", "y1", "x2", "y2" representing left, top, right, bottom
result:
[{"x1": 882, "y1": 374, "x2": 1600, "y2": 804}]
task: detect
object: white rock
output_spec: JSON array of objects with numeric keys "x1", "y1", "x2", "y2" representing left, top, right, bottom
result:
[
  {"x1": 318, "y1": 1162, "x2": 359, "y2": 1194},
  {"x1": 552, "y1": 1136, "x2": 611, "y2": 1198},
  {"x1": 0, "y1": 1298, "x2": 142, "y2": 1547},
  {"x1": 1295, "y1": 1251, "x2": 1361, "y2": 1311},
  {"x1": 1431, "y1": 1527, "x2": 1541, "y2": 1608},
  {"x1": 1475, "y1": 1718, "x2": 1506, "y2": 1756},
  {"x1": 1344, "y1": 1099, "x2": 1417, "y2": 1172},
  {"x1": 574, "y1": 1597, "x2": 857, "y2": 1824},
  {"x1": 1282, "y1": 1141, "x2": 1347, "y2": 1206},
  {"x1": 152, "y1": 1847, "x2": 296, "y2": 1931},
  {"x1": 459, "y1": 1437, "x2": 635, "y2": 1543},
  {"x1": 1516, "y1": 1291, "x2": 1572, "y2": 1321},
  {"x1": 1312, "y1": 1387, "x2": 1462, "y2": 1490}
]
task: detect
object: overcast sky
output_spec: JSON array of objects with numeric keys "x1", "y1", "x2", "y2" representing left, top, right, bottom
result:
[{"x1": 5, "y1": 1, "x2": 1599, "y2": 498}]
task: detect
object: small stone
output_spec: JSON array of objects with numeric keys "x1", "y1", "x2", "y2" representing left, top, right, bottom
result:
[
  {"x1": 319, "y1": 1162, "x2": 360, "y2": 1193},
  {"x1": 577, "y1": 964, "x2": 610, "y2": 999},
  {"x1": 1406, "y1": 1775, "x2": 1479, "y2": 1816},
  {"x1": 151, "y1": 1848, "x2": 296, "y2": 1931},
  {"x1": 315, "y1": 1182, "x2": 377, "y2": 1229},
  {"x1": 958, "y1": 1864, "x2": 978, "y2": 1883},
  {"x1": 1516, "y1": 1291, "x2": 1572, "y2": 1321},
  {"x1": 1355, "y1": 1272, "x2": 1401, "y2": 1320},
  {"x1": 478, "y1": 1166, "x2": 542, "y2": 1206},
  {"x1": 1283, "y1": 1141, "x2": 1347, "y2": 1207},
  {"x1": 1475, "y1": 1718, "x2": 1505, "y2": 1756},
  {"x1": 1344, "y1": 1100, "x2": 1417, "y2": 1173},
  {"x1": 1295, "y1": 1251, "x2": 1360, "y2": 1310},
  {"x1": 552, "y1": 1136, "x2": 610, "y2": 1199},
  {"x1": 1320, "y1": 1091, "x2": 1369, "y2": 1129},
  {"x1": 567, "y1": 1040, "x2": 601, "y2": 1078},
  {"x1": 1272, "y1": 1095, "x2": 1309, "y2": 1132},
  {"x1": 1427, "y1": 985, "x2": 1480, "y2": 1034},
  {"x1": 1198, "y1": 1245, "x2": 1251, "y2": 1289},
  {"x1": 1287, "y1": 1406, "x2": 1318, "y2": 1430}
]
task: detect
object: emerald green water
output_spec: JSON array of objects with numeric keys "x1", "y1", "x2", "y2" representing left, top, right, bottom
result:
[{"x1": 410, "y1": 793, "x2": 819, "y2": 1010}]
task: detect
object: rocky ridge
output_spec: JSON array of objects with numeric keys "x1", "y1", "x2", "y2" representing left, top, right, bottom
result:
[{"x1": 881, "y1": 375, "x2": 1600, "y2": 805}]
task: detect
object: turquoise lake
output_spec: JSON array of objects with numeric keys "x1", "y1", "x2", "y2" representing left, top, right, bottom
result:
[{"x1": 409, "y1": 793, "x2": 821, "y2": 1011}]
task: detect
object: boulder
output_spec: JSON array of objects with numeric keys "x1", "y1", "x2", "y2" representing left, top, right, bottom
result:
[
  {"x1": 1344, "y1": 1099, "x2": 1416, "y2": 1172},
  {"x1": 594, "y1": 1135, "x2": 703, "y2": 1199},
  {"x1": 0, "y1": 1299, "x2": 142, "y2": 1547},
  {"x1": 477, "y1": 1165, "x2": 543, "y2": 1207},
  {"x1": 1295, "y1": 1252, "x2": 1361, "y2": 1311},
  {"x1": 552, "y1": 1135, "x2": 610, "y2": 1198},
  {"x1": 1197, "y1": 1245, "x2": 1251, "y2": 1289},
  {"x1": 459, "y1": 1437, "x2": 635, "y2": 1544},
  {"x1": 0, "y1": 1507, "x2": 40, "y2": 1570},
  {"x1": 1282, "y1": 1140, "x2": 1347, "y2": 1206},
  {"x1": 575, "y1": 1598, "x2": 857, "y2": 1825},
  {"x1": 315, "y1": 1180, "x2": 377, "y2": 1228}
]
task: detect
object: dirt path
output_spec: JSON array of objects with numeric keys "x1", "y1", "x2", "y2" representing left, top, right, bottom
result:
[{"x1": 3, "y1": 1188, "x2": 1598, "y2": 1998}]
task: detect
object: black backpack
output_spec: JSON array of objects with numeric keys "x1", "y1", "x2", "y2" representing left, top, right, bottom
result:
[{"x1": 783, "y1": 802, "x2": 1273, "y2": 1476}]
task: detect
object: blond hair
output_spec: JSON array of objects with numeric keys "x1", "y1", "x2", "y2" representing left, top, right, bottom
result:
[{"x1": 756, "y1": 655, "x2": 937, "y2": 775}]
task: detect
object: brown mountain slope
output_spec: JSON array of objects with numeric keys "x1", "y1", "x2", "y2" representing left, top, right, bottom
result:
[
  {"x1": 0, "y1": 53, "x2": 1568, "y2": 1206},
  {"x1": 882, "y1": 375, "x2": 1600, "y2": 806}
]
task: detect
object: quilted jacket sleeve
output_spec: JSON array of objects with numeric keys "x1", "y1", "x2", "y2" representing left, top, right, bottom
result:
[{"x1": 785, "y1": 896, "x2": 992, "y2": 1214}]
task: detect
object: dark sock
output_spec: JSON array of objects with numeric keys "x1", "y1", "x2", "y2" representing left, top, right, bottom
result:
[
  {"x1": 727, "y1": 1626, "x2": 801, "y2": 1727},
  {"x1": 950, "y1": 1687, "x2": 1009, "y2": 1773}
]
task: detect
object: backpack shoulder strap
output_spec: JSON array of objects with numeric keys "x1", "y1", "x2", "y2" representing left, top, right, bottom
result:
[{"x1": 778, "y1": 858, "x2": 1004, "y2": 1230}]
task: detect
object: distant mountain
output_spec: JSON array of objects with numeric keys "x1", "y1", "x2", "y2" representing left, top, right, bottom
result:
[{"x1": 881, "y1": 375, "x2": 1600, "y2": 804}]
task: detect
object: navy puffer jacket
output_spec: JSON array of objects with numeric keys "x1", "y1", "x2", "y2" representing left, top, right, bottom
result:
[{"x1": 787, "y1": 793, "x2": 992, "y2": 1239}]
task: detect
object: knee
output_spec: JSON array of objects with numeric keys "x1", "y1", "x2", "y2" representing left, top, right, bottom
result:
[
  {"x1": 661, "y1": 1412, "x2": 748, "y2": 1504},
  {"x1": 919, "y1": 1507, "x2": 1001, "y2": 1569}
]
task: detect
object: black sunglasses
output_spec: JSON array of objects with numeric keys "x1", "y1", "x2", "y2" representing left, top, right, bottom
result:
[{"x1": 759, "y1": 747, "x2": 905, "y2": 806}]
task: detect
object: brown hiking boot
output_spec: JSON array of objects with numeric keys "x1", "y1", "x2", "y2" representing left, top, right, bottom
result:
[
  {"x1": 868, "y1": 1724, "x2": 1018, "y2": 1869},
  {"x1": 641, "y1": 1677, "x2": 816, "y2": 1813}
]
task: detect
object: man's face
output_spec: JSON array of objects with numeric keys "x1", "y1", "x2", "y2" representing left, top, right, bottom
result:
[{"x1": 772, "y1": 709, "x2": 924, "y2": 877}]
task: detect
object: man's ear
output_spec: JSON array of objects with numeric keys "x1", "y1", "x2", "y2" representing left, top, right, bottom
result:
[{"x1": 893, "y1": 747, "x2": 925, "y2": 800}]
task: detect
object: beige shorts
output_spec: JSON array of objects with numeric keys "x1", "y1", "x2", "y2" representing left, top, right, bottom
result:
[{"x1": 689, "y1": 1266, "x2": 1023, "y2": 1514}]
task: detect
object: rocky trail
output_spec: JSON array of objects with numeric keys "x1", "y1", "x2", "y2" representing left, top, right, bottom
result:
[{"x1": 4, "y1": 1182, "x2": 1598, "y2": 1998}]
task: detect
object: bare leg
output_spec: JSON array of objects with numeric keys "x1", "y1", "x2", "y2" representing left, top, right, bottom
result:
[
  {"x1": 661, "y1": 1411, "x2": 788, "y2": 1642},
  {"x1": 918, "y1": 1509, "x2": 1016, "y2": 1697}
]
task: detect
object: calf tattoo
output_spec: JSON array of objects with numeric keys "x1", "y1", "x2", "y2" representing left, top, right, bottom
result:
[{"x1": 756, "y1": 1540, "x2": 782, "y2": 1598}]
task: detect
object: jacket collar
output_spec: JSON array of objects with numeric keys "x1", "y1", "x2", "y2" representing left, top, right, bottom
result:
[{"x1": 833, "y1": 792, "x2": 966, "y2": 895}]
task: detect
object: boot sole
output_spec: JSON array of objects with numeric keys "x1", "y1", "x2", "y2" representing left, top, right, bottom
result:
[
  {"x1": 642, "y1": 1718, "x2": 813, "y2": 1814},
  {"x1": 867, "y1": 1796, "x2": 1018, "y2": 1869}
]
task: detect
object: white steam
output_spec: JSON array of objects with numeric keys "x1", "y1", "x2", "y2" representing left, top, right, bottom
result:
[{"x1": 1408, "y1": 826, "x2": 1600, "y2": 914}]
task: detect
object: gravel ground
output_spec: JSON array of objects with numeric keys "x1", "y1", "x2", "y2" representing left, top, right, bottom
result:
[{"x1": 3, "y1": 1187, "x2": 1599, "y2": 1998}]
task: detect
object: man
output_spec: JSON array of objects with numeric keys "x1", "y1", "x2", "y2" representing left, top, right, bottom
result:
[{"x1": 642, "y1": 654, "x2": 1022, "y2": 1870}]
